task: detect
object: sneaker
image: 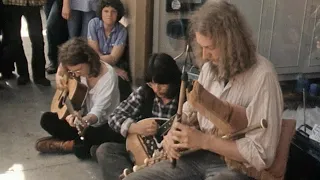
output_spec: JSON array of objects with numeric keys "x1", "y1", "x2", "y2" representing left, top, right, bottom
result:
[{"x1": 35, "y1": 136, "x2": 74, "y2": 153}]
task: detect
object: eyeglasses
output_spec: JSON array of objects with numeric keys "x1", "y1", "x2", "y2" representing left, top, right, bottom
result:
[
  {"x1": 68, "y1": 70, "x2": 81, "y2": 78},
  {"x1": 67, "y1": 65, "x2": 82, "y2": 78},
  {"x1": 146, "y1": 82, "x2": 168, "y2": 89}
]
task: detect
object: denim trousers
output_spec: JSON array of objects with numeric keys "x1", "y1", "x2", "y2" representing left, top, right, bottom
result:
[
  {"x1": 96, "y1": 142, "x2": 252, "y2": 180},
  {"x1": 67, "y1": 10, "x2": 96, "y2": 38},
  {"x1": 44, "y1": 0, "x2": 68, "y2": 67}
]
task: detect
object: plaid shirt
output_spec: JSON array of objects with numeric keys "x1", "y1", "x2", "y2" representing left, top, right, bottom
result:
[
  {"x1": 108, "y1": 86, "x2": 178, "y2": 137},
  {"x1": 2, "y1": 0, "x2": 46, "y2": 6}
]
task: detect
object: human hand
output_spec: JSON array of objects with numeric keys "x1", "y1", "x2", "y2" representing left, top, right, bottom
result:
[
  {"x1": 129, "y1": 119, "x2": 158, "y2": 136},
  {"x1": 55, "y1": 73, "x2": 68, "y2": 90},
  {"x1": 62, "y1": 4, "x2": 71, "y2": 20},
  {"x1": 169, "y1": 122, "x2": 204, "y2": 152},
  {"x1": 65, "y1": 112, "x2": 82, "y2": 127},
  {"x1": 162, "y1": 130, "x2": 181, "y2": 161},
  {"x1": 80, "y1": 115, "x2": 97, "y2": 128},
  {"x1": 114, "y1": 67, "x2": 129, "y2": 81}
]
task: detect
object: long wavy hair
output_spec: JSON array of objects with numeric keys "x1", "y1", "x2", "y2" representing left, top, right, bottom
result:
[{"x1": 189, "y1": 0, "x2": 257, "y2": 80}]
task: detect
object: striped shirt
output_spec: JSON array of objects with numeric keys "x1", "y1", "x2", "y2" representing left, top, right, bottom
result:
[
  {"x1": 183, "y1": 54, "x2": 283, "y2": 171},
  {"x1": 88, "y1": 18, "x2": 127, "y2": 55},
  {"x1": 3, "y1": 0, "x2": 46, "y2": 6},
  {"x1": 108, "y1": 86, "x2": 178, "y2": 137}
]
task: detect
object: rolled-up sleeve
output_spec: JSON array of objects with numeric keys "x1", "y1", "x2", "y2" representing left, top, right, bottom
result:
[
  {"x1": 236, "y1": 72, "x2": 283, "y2": 171},
  {"x1": 87, "y1": 18, "x2": 99, "y2": 41},
  {"x1": 113, "y1": 26, "x2": 127, "y2": 46},
  {"x1": 108, "y1": 87, "x2": 145, "y2": 137}
]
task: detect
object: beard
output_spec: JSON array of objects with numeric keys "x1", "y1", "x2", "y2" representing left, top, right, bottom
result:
[{"x1": 207, "y1": 59, "x2": 228, "y2": 81}]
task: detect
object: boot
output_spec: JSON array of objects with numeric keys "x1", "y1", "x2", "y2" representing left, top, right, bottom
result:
[{"x1": 35, "y1": 136, "x2": 74, "y2": 153}]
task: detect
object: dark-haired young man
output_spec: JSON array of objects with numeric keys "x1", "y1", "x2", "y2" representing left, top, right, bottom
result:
[{"x1": 94, "y1": 53, "x2": 182, "y2": 180}]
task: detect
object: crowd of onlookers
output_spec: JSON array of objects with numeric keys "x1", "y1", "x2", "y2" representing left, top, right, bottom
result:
[{"x1": 0, "y1": 0, "x2": 132, "y2": 100}]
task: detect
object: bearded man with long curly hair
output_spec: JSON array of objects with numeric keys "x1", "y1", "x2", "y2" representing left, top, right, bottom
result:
[{"x1": 124, "y1": 1, "x2": 284, "y2": 180}]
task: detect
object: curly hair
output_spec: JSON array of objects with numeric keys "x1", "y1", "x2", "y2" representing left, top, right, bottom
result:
[
  {"x1": 189, "y1": 0, "x2": 257, "y2": 80},
  {"x1": 97, "y1": 0, "x2": 125, "y2": 22},
  {"x1": 58, "y1": 37, "x2": 101, "y2": 77}
]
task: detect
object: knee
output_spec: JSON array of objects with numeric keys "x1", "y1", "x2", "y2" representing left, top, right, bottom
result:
[
  {"x1": 73, "y1": 142, "x2": 90, "y2": 160},
  {"x1": 40, "y1": 112, "x2": 56, "y2": 130},
  {"x1": 96, "y1": 143, "x2": 110, "y2": 161},
  {"x1": 96, "y1": 142, "x2": 120, "y2": 161}
]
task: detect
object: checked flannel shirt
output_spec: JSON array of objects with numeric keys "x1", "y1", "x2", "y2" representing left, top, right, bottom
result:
[{"x1": 108, "y1": 86, "x2": 178, "y2": 137}]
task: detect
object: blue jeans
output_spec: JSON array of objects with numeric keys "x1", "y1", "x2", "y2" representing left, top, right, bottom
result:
[
  {"x1": 44, "y1": 0, "x2": 68, "y2": 67},
  {"x1": 68, "y1": 10, "x2": 96, "y2": 38},
  {"x1": 96, "y1": 143, "x2": 252, "y2": 180}
]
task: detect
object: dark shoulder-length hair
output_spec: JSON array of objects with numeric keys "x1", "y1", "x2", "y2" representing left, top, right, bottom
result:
[
  {"x1": 97, "y1": 0, "x2": 125, "y2": 22},
  {"x1": 58, "y1": 37, "x2": 101, "y2": 77},
  {"x1": 143, "y1": 53, "x2": 182, "y2": 99}
]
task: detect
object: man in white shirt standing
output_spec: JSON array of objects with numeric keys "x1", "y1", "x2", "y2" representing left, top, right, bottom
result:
[{"x1": 124, "y1": 1, "x2": 283, "y2": 180}]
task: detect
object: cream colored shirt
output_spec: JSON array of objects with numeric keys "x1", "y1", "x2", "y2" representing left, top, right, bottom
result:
[{"x1": 183, "y1": 54, "x2": 283, "y2": 171}]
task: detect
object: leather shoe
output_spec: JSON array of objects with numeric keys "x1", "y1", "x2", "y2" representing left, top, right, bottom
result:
[
  {"x1": 35, "y1": 136, "x2": 74, "y2": 153},
  {"x1": 17, "y1": 76, "x2": 31, "y2": 85},
  {"x1": 34, "y1": 78, "x2": 51, "y2": 86}
]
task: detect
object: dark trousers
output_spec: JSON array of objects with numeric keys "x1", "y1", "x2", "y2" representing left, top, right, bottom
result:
[
  {"x1": 44, "y1": 0, "x2": 68, "y2": 67},
  {"x1": 0, "y1": 1, "x2": 11, "y2": 76},
  {"x1": 40, "y1": 112, "x2": 125, "y2": 159},
  {"x1": 2, "y1": 5, "x2": 46, "y2": 79},
  {"x1": 118, "y1": 76, "x2": 132, "y2": 101}
]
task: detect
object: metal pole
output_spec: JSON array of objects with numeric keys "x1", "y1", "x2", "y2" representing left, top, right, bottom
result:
[{"x1": 303, "y1": 88, "x2": 306, "y2": 132}]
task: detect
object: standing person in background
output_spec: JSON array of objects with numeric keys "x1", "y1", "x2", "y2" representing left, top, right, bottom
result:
[
  {"x1": 88, "y1": 0, "x2": 132, "y2": 101},
  {"x1": 0, "y1": 0, "x2": 5, "y2": 79},
  {"x1": 62, "y1": 0, "x2": 97, "y2": 38},
  {"x1": 0, "y1": 0, "x2": 15, "y2": 80},
  {"x1": 2, "y1": 0, "x2": 50, "y2": 86},
  {"x1": 44, "y1": 0, "x2": 69, "y2": 74}
]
